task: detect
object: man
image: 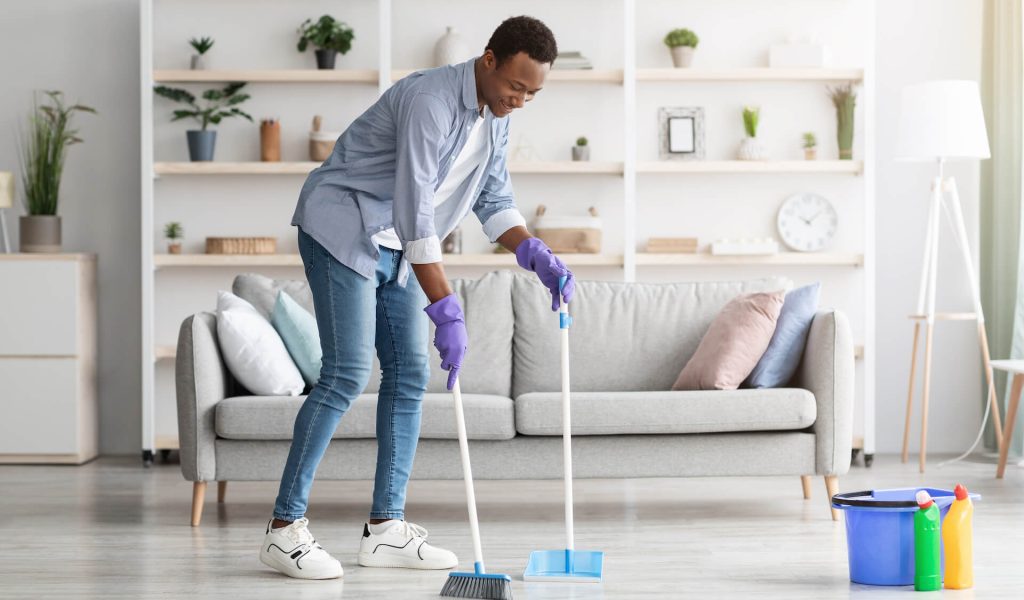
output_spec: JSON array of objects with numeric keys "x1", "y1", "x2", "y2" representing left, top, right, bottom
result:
[{"x1": 259, "y1": 16, "x2": 576, "y2": 580}]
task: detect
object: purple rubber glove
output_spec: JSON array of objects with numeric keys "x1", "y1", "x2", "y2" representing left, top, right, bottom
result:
[
  {"x1": 515, "y1": 237, "x2": 575, "y2": 311},
  {"x1": 423, "y1": 293, "x2": 467, "y2": 391}
]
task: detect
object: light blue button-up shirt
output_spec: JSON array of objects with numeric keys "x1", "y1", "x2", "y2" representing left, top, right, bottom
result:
[{"x1": 291, "y1": 56, "x2": 527, "y2": 287}]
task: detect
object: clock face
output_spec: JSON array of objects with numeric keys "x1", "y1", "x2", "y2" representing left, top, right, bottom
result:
[{"x1": 777, "y1": 193, "x2": 838, "y2": 252}]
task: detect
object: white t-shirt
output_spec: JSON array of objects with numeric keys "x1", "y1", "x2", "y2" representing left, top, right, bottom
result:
[{"x1": 372, "y1": 107, "x2": 491, "y2": 251}]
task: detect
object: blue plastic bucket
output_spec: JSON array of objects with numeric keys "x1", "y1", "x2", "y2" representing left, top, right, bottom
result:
[{"x1": 831, "y1": 487, "x2": 980, "y2": 586}]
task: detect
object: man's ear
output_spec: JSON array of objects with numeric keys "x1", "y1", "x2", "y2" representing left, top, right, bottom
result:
[{"x1": 481, "y1": 49, "x2": 496, "y2": 69}]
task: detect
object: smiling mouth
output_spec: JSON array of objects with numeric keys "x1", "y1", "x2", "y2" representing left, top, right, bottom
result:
[{"x1": 500, "y1": 101, "x2": 514, "y2": 113}]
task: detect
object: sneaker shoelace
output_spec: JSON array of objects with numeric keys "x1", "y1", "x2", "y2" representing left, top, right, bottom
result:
[
  {"x1": 392, "y1": 520, "x2": 429, "y2": 541},
  {"x1": 285, "y1": 517, "x2": 319, "y2": 549}
]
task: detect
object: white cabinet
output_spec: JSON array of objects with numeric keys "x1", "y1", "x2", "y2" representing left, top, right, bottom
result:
[{"x1": 0, "y1": 254, "x2": 98, "y2": 463}]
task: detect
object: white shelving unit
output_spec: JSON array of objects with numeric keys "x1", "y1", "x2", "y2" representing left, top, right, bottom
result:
[{"x1": 140, "y1": 0, "x2": 876, "y2": 462}]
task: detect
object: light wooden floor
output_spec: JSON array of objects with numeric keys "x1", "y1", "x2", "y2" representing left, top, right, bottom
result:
[{"x1": 2, "y1": 454, "x2": 1022, "y2": 599}]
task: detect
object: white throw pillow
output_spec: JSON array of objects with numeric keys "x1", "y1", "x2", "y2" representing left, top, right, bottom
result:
[{"x1": 216, "y1": 290, "x2": 304, "y2": 396}]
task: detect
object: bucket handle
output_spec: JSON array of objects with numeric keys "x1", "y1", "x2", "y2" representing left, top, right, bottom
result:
[{"x1": 831, "y1": 490, "x2": 920, "y2": 508}]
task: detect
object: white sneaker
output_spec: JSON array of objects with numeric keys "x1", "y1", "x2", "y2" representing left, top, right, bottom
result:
[
  {"x1": 259, "y1": 518, "x2": 344, "y2": 579},
  {"x1": 357, "y1": 520, "x2": 458, "y2": 570}
]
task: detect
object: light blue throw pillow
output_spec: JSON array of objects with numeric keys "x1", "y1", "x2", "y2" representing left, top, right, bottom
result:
[
  {"x1": 745, "y1": 282, "x2": 820, "y2": 388},
  {"x1": 270, "y1": 290, "x2": 322, "y2": 387}
]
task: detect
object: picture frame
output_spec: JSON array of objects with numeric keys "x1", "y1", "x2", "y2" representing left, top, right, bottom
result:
[{"x1": 658, "y1": 106, "x2": 705, "y2": 160}]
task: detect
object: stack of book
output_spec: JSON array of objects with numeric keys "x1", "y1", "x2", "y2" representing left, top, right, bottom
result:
[
  {"x1": 553, "y1": 51, "x2": 593, "y2": 70},
  {"x1": 645, "y1": 237, "x2": 699, "y2": 253}
]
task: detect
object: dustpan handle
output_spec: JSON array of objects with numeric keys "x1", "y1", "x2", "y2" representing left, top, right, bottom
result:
[
  {"x1": 558, "y1": 276, "x2": 575, "y2": 552},
  {"x1": 452, "y1": 378, "x2": 486, "y2": 572}
]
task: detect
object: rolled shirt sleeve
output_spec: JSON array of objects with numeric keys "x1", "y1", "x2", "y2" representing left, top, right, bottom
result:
[
  {"x1": 473, "y1": 118, "x2": 526, "y2": 242},
  {"x1": 393, "y1": 92, "x2": 449, "y2": 264}
]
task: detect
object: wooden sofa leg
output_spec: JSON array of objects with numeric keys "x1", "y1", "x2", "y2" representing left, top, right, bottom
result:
[
  {"x1": 191, "y1": 481, "x2": 207, "y2": 527},
  {"x1": 800, "y1": 476, "x2": 812, "y2": 499},
  {"x1": 217, "y1": 481, "x2": 227, "y2": 504},
  {"x1": 824, "y1": 475, "x2": 839, "y2": 521}
]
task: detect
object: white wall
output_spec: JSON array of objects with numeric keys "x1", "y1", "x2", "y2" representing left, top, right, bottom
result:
[
  {"x1": 875, "y1": 0, "x2": 986, "y2": 453},
  {"x1": 0, "y1": 0, "x2": 141, "y2": 456},
  {"x1": 0, "y1": 0, "x2": 986, "y2": 455}
]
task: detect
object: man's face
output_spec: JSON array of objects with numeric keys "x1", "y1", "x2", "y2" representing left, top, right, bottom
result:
[{"x1": 479, "y1": 50, "x2": 549, "y2": 117}]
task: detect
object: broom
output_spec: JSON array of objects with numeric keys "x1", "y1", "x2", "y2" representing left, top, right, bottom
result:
[{"x1": 440, "y1": 378, "x2": 513, "y2": 600}]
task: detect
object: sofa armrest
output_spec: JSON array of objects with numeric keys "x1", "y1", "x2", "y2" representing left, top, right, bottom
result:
[
  {"x1": 175, "y1": 312, "x2": 228, "y2": 482},
  {"x1": 793, "y1": 309, "x2": 855, "y2": 476}
]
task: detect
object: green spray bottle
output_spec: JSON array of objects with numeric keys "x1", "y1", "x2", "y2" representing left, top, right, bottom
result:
[{"x1": 914, "y1": 490, "x2": 942, "y2": 591}]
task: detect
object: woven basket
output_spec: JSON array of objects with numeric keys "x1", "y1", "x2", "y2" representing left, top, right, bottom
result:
[
  {"x1": 205, "y1": 237, "x2": 277, "y2": 255},
  {"x1": 533, "y1": 205, "x2": 602, "y2": 254}
]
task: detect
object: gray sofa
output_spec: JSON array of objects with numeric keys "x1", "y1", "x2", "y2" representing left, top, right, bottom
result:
[{"x1": 176, "y1": 271, "x2": 853, "y2": 526}]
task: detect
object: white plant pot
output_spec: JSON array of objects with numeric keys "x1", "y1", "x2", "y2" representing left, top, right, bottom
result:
[
  {"x1": 670, "y1": 46, "x2": 695, "y2": 68},
  {"x1": 737, "y1": 137, "x2": 767, "y2": 161},
  {"x1": 190, "y1": 54, "x2": 205, "y2": 70},
  {"x1": 434, "y1": 26, "x2": 469, "y2": 67}
]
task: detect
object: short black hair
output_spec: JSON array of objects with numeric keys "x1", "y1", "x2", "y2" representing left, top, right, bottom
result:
[{"x1": 485, "y1": 16, "x2": 558, "y2": 67}]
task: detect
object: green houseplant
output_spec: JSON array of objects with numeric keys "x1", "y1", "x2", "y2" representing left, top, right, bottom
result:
[
  {"x1": 189, "y1": 36, "x2": 214, "y2": 70},
  {"x1": 829, "y1": 83, "x2": 858, "y2": 160},
  {"x1": 803, "y1": 132, "x2": 818, "y2": 160},
  {"x1": 17, "y1": 90, "x2": 96, "y2": 253},
  {"x1": 737, "y1": 106, "x2": 766, "y2": 161},
  {"x1": 154, "y1": 82, "x2": 253, "y2": 161},
  {"x1": 297, "y1": 15, "x2": 355, "y2": 70},
  {"x1": 164, "y1": 222, "x2": 183, "y2": 254},
  {"x1": 572, "y1": 136, "x2": 590, "y2": 161},
  {"x1": 663, "y1": 28, "x2": 699, "y2": 68}
]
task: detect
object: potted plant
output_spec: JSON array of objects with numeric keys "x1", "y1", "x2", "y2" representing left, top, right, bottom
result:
[
  {"x1": 663, "y1": 28, "x2": 699, "y2": 68},
  {"x1": 803, "y1": 132, "x2": 817, "y2": 160},
  {"x1": 165, "y1": 222, "x2": 183, "y2": 254},
  {"x1": 737, "y1": 106, "x2": 767, "y2": 161},
  {"x1": 154, "y1": 82, "x2": 253, "y2": 162},
  {"x1": 297, "y1": 15, "x2": 355, "y2": 70},
  {"x1": 189, "y1": 36, "x2": 214, "y2": 70},
  {"x1": 829, "y1": 83, "x2": 857, "y2": 160},
  {"x1": 572, "y1": 136, "x2": 590, "y2": 161},
  {"x1": 17, "y1": 90, "x2": 96, "y2": 253}
]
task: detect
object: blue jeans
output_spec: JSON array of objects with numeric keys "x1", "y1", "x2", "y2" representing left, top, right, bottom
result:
[{"x1": 273, "y1": 227, "x2": 430, "y2": 521}]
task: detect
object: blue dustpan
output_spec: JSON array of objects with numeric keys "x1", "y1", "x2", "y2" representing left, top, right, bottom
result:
[
  {"x1": 523, "y1": 277, "x2": 605, "y2": 583},
  {"x1": 524, "y1": 548, "x2": 604, "y2": 582}
]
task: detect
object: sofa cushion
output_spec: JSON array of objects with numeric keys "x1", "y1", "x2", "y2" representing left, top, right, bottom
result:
[
  {"x1": 514, "y1": 389, "x2": 816, "y2": 436},
  {"x1": 234, "y1": 273, "x2": 314, "y2": 320},
  {"x1": 510, "y1": 275, "x2": 792, "y2": 398},
  {"x1": 233, "y1": 270, "x2": 515, "y2": 398},
  {"x1": 270, "y1": 290, "x2": 322, "y2": 387},
  {"x1": 673, "y1": 290, "x2": 786, "y2": 390},
  {"x1": 215, "y1": 393, "x2": 516, "y2": 441},
  {"x1": 746, "y1": 282, "x2": 821, "y2": 388},
  {"x1": 215, "y1": 291, "x2": 304, "y2": 396}
]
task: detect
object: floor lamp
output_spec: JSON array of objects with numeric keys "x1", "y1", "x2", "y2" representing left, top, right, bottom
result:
[
  {"x1": 896, "y1": 80, "x2": 1002, "y2": 473},
  {"x1": 0, "y1": 172, "x2": 12, "y2": 253}
]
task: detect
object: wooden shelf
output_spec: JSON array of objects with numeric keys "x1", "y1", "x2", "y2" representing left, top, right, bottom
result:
[
  {"x1": 154, "y1": 160, "x2": 859, "y2": 176},
  {"x1": 155, "y1": 345, "x2": 176, "y2": 361},
  {"x1": 155, "y1": 162, "x2": 318, "y2": 175},
  {"x1": 152, "y1": 68, "x2": 859, "y2": 85},
  {"x1": 509, "y1": 161, "x2": 622, "y2": 174},
  {"x1": 153, "y1": 69, "x2": 378, "y2": 83},
  {"x1": 391, "y1": 68, "x2": 623, "y2": 83},
  {"x1": 637, "y1": 160, "x2": 863, "y2": 175},
  {"x1": 154, "y1": 161, "x2": 624, "y2": 176},
  {"x1": 635, "y1": 252, "x2": 863, "y2": 267},
  {"x1": 636, "y1": 67, "x2": 864, "y2": 82},
  {"x1": 154, "y1": 253, "x2": 624, "y2": 268}
]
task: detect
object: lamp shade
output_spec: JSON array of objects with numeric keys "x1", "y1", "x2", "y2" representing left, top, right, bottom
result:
[
  {"x1": 0, "y1": 172, "x2": 13, "y2": 209},
  {"x1": 895, "y1": 80, "x2": 990, "y2": 161}
]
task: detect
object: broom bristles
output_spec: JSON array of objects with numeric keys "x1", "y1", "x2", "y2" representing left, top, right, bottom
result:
[{"x1": 440, "y1": 573, "x2": 513, "y2": 600}]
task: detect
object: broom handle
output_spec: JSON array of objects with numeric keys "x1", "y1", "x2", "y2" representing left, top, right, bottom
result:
[
  {"x1": 452, "y1": 378, "x2": 486, "y2": 571},
  {"x1": 559, "y1": 277, "x2": 575, "y2": 552}
]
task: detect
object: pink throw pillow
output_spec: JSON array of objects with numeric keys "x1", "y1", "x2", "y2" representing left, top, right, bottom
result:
[{"x1": 672, "y1": 291, "x2": 785, "y2": 391}]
